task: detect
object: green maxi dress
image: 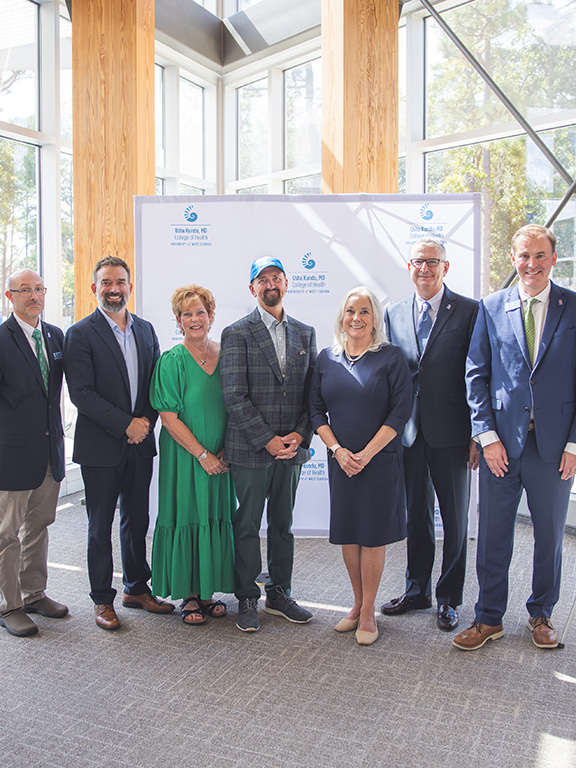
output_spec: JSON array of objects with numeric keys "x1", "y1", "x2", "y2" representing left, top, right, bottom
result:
[{"x1": 149, "y1": 343, "x2": 235, "y2": 600}]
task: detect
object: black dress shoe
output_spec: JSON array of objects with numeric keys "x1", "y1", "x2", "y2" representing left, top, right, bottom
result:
[
  {"x1": 437, "y1": 604, "x2": 459, "y2": 631},
  {"x1": 381, "y1": 593, "x2": 432, "y2": 615}
]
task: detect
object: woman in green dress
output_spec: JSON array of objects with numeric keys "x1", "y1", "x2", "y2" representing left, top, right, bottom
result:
[{"x1": 150, "y1": 285, "x2": 235, "y2": 625}]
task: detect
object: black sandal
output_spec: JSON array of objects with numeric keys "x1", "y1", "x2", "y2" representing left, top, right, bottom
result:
[
  {"x1": 198, "y1": 598, "x2": 227, "y2": 618},
  {"x1": 180, "y1": 597, "x2": 207, "y2": 625}
]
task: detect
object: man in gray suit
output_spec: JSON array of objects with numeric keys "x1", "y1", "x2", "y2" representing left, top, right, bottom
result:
[
  {"x1": 221, "y1": 256, "x2": 317, "y2": 632},
  {"x1": 380, "y1": 239, "x2": 478, "y2": 631}
]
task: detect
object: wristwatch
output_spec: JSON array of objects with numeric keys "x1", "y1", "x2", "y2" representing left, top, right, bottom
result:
[
  {"x1": 327, "y1": 443, "x2": 341, "y2": 457},
  {"x1": 197, "y1": 449, "x2": 208, "y2": 461}
]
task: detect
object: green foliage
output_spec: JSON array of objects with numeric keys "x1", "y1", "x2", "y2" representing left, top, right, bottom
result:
[{"x1": 426, "y1": 0, "x2": 576, "y2": 295}]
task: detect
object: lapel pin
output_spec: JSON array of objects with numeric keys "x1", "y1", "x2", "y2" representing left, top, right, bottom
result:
[
  {"x1": 559, "y1": 299, "x2": 563, "y2": 305},
  {"x1": 446, "y1": 304, "x2": 452, "y2": 310},
  {"x1": 299, "y1": 349, "x2": 306, "y2": 355}
]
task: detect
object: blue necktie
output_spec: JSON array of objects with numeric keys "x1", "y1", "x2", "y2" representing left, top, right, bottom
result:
[{"x1": 417, "y1": 301, "x2": 432, "y2": 352}]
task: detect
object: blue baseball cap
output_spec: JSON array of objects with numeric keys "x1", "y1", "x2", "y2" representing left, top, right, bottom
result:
[{"x1": 249, "y1": 256, "x2": 286, "y2": 282}]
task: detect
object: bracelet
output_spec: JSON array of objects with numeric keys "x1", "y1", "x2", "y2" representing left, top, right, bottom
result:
[
  {"x1": 197, "y1": 449, "x2": 208, "y2": 461},
  {"x1": 328, "y1": 443, "x2": 341, "y2": 457}
]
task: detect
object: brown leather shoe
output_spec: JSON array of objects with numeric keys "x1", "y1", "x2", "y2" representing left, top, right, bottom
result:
[
  {"x1": 528, "y1": 617, "x2": 558, "y2": 649},
  {"x1": 94, "y1": 604, "x2": 120, "y2": 630},
  {"x1": 452, "y1": 621, "x2": 503, "y2": 650},
  {"x1": 122, "y1": 593, "x2": 175, "y2": 614}
]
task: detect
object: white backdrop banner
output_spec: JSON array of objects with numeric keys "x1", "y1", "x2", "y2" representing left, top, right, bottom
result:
[{"x1": 135, "y1": 193, "x2": 481, "y2": 535}]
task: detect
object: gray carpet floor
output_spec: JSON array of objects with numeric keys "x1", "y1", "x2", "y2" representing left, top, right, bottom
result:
[{"x1": 2, "y1": 490, "x2": 576, "y2": 768}]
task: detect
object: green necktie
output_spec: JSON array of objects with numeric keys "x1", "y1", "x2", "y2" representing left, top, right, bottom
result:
[
  {"x1": 523, "y1": 298, "x2": 537, "y2": 366},
  {"x1": 32, "y1": 328, "x2": 49, "y2": 391}
]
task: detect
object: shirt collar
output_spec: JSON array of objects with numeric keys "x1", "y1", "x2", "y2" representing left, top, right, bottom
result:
[
  {"x1": 415, "y1": 284, "x2": 444, "y2": 313},
  {"x1": 257, "y1": 304, "x2": 286, "y2": 328},
  {"x1": 12, "y1": 311, "x2": 41, "y2": 340},
  {"x1": 518, "y1": 282, "x2": 551, "y2": 305},
  {"x1": 98, "y1": 305, "x2": 133, "y2": 332}
]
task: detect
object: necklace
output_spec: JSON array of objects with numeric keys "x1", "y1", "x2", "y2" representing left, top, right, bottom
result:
[
  {"x1": 186, "y1": 336, "x2": 210, "y2": 366},
  {"x1": 344, "y1": 344, "x2": 369, "y2": 367}
]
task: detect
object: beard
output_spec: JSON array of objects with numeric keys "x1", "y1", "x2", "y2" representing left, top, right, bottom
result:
[
  {"x1": 261, "y1": 288, "x2": 281, "y2": 308},
  {"x1": 100, "y1": 292, "x2": 128, "y2": 312}
]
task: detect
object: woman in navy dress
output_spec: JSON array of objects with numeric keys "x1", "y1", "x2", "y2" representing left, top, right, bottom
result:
[{"x1": 310, "y1": 286, "x2": 411, "y2": 645}]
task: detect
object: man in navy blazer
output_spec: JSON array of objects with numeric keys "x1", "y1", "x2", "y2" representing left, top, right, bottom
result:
[
  {"x1": 64, "y1": 256, "x2": 173, "y2": 630},
  {"x1": 381, "y1": 238, "x2": 479, "y2": 631},
  {"x1": 221, "y1": 256, "x2": 317, "y2": 632},
  {"x1": 0, "y1": 269, "x2": 68, "y2": 637},
  {"x1": 454, "y1": 224, "x2": 576, "y2": 651}
]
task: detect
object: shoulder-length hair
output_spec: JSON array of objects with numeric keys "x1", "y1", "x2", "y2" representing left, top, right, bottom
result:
[{"x1": 332, "y1": 286, "x2": 385, "y2": 354}]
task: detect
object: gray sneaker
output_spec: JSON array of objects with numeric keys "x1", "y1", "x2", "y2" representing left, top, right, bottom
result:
[
  {"x1": 264, "y1": 586, "x2": 313, "y2": 623},
  {"x1": 236, "y1": 597, "x2": 260, "y2": 632}
]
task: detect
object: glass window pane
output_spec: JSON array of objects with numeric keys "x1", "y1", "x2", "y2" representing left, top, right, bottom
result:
[
  {"x1": 285, "y1": 175, "x2": 321, "y2": 195},
  {"x1": 0, "y1": 137, "x2": 38, "y2": 321},
  {"x1": 426, "y1": 127, "x2": 576, "y2": 294},
  {"x1": 60, "y1": 14, "x2": 72, "y2": 142},
  {"x1": 180, "y1": 183, "x2": 203, "y2": 195},
  {"x1": 155, "y1": 64, "x2": 165, "y2": 167},
  {"x1": 180, "y1": 77, "x2": 204, "y2": 178},
  {"x1": 237, "y1": 78, "x2": 268, "y2": 179},
  {"x1": 426, "y1": 0, "x2": 576, "y2": 139},
  {"x1": 238, "y1": 0, "x2": 261, "y2": 11},
  {"x1": 0, "y1": 0, "x2": 39, "y2": 130},
  {"x1": 60, "y1": 152, "x2": 74, "y2": 329},
  {"x1": 398, "y1": 157, "x2": 406, "y2": 194},
  {"x1": 398, "y1": 25, "x2": 406, "y2": 152},
  {"x1": 236, "y1": 184, "x2": 267, "y2": 194},
  {"x1": 284, "y1": 59, "x2": 321, "y2": 169}
]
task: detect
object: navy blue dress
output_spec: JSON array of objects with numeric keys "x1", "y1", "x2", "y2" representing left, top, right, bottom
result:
[{"x1": 309, "y1": 345, "x2": 412, "y2": 546}]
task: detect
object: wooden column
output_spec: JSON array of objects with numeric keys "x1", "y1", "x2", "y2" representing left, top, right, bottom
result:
[
  {"x1": 322, "y1": 0, "x2": 399, "y2": 193},
  {"x1": 72, "y1": 0, "x2": 155, "y2": 319}
]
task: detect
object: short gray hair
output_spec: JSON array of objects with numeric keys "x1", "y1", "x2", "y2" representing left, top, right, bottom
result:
[
  {"x1": 333, "y1": 286, "x2": 385, "y2": 354},
  {"x1": 411, "y1": 238, "x2": 446, "y2": 260}
]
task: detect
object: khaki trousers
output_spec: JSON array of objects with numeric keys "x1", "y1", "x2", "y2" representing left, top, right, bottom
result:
[{"x1": 0, "y1": 466, "x2": 60, "y2": 613}]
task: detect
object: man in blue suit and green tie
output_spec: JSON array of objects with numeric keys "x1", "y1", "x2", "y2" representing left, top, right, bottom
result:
[{"x1": 454, "y1": 224, "x2": 576, "y2": 651}]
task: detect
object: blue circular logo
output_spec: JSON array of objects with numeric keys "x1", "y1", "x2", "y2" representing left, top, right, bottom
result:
[
  {"x1": 420, "y1": 204, "x2": 433, "y2": 221},
  {"x1": 184, "y1": 206, "x2": 198, "y2": 222},
  {"x1": 302, "y1": 253, "x2": 316, "y2": 269}
]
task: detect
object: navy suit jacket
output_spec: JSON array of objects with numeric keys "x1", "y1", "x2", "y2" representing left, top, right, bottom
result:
[
  {"x1": 466, "y1": 281, "x2": 576, "y2": 463},
  {"x1": 0, "y1": 314, "x2": 65, "y2": 490},
  {"x1": 63, "y1": 309, "x2": 159, "y2": 467},
  {"x1": 221, "y1": 308, "x2": 317, "y2": 468},
  {"x1": 385, "y1": 286, "x2": 478, "y2": 448}
]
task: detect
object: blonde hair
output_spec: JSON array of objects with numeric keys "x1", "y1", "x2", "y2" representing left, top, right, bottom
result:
[
  {"x1": 511, "y1": 224, "x2": 556, "y2": 253},
  {"x1": 333, "y1": 286, "x2": 385, "y2": 354}
]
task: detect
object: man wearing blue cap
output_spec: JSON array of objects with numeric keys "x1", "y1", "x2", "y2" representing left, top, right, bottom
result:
[{"x1": 221, "y1": 256, "x2": 317, "y2": 632}]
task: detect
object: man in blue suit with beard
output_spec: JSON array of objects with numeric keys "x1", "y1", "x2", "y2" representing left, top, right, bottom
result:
[
  {"x1": 454, "y1": 224, "x2": 576, "y2": 651},
  {"x1": 64, "y1": 256, "x2": 174, "y2": 630}
]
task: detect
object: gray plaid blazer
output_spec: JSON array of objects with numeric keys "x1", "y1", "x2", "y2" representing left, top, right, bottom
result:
[{"x1": 221, "y1": 308, "x2": 317, "y2": 468}]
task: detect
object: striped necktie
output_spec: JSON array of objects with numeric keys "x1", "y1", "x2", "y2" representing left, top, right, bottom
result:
[{"x1": 32, "y1": 328, "x2": 49, "y2": 391}]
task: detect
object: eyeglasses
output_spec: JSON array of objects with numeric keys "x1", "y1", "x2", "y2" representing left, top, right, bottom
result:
[
  {"x1": 9, "y1": 287, "x2": 48, "y2": 296},
  {"x1": 409, "y1": 258, "x2": 444, "y2": 268}
]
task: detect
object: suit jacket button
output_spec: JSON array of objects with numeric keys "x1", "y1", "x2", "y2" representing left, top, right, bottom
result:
[
  {"x1": 524, "y1": 406, "x2": 530, "y2": 411},
  {"x1": 283, "y1": 391, "x2": 287, "y2": 398},
  {"x1": 45, "y1": 431, "x2": 50, "y2": 436}
]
